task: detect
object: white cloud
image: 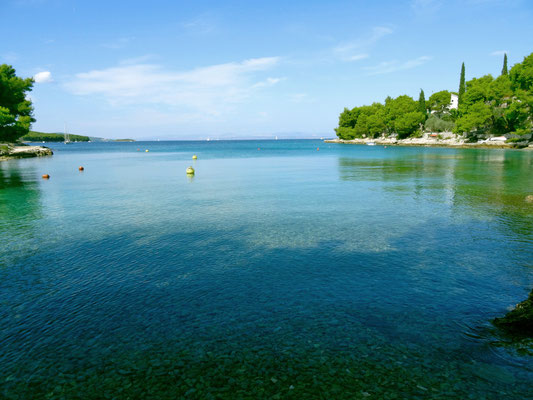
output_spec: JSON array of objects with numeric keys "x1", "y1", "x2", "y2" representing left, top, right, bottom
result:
[
  {"x1": 490, "y1": 50, "x2": 508, "y2": 56},
  {"x1": 65, "y1": 57, "x2": 281, "y2": 114},
  {"x1": 334, "y1": 26, "x2": 392, "y2": 61},
  {"x1": 34, "y1": 71, "x2": 52, "y2": 83},
  {"x1": 363, "y1": 56, "x2": 432, "y2": 75}
]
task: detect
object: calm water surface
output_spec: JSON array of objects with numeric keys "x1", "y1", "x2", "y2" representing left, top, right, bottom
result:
[{"x1": 1, "y1": 140, "x2": 532, "y2": 398}]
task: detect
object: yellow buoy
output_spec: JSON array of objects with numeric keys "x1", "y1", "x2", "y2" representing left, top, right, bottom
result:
[
  {"x1": 42, "y1": 174, "x2": 50, "y2": 179},
  {"x1": 192, "y1": 155, "x2": 197, "y2": 160},
  {"x1": 145, "y1": 149, "x2": 149, "y2": 152},
  {"x1": 186, "y1": 166, "x2": 195, "y2": 175}
]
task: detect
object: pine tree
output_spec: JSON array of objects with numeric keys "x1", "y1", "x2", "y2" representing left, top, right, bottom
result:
[
  {"x1": 418, "y1": 89, "x2": 427, "y2": 116},
  {"x1": 501, "y1": 53, "x2": 508, "y2": 75},
  {"x1": 458, "y1": 62, "x2": 465, "y2": 106}
]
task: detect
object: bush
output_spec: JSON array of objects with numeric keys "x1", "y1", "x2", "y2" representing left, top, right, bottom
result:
[{"x1": 424, "y1": 114, "x2": 455, "y2": 132}]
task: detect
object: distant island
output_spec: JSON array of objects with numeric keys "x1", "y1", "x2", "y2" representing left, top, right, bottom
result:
[
  {"x1": 21, "y1": 131, "x2": 135, "y2": 143},
  {"x1": 330, "y1": 52, "x2": 533, "y2": 149},
  {"x1": 22, "y1": 130, "x2": 91, "y2": 142}
]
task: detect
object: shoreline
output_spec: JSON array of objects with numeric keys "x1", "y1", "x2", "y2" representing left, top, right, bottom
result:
[
  {"x1": 0, "y1": 144, "x2": 54, "y2": 161},
  {"x1": 324, "y1": 137, "x2": 533, "y2": 150}
]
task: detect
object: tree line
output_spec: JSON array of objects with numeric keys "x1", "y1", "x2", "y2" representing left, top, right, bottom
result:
[
  {"x1": 21, "y1": 131, "x2": 90, "y2": 142},
  {"x1": 335, "y1": 52, "x2": 533, "y2": 140}
]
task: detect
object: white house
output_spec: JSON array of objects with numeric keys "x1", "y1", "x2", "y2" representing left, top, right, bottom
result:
[{"x1": 449, "y1": 93, "x2": 458, "y2": 110}]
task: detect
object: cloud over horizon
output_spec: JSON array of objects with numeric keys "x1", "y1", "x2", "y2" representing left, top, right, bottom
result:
[{"x1": 65, "y1": 57, "x2": 282, "y2": 115}]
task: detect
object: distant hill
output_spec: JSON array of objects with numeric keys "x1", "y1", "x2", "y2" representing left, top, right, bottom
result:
[{"x1": 22, "y1": 131, "x2": 90, "y2": 142}]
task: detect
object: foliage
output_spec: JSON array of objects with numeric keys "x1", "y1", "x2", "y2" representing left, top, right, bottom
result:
[
  {"x1": 427, "y1": 90, "x2": 451, "y2": 114},
  {"x1": 458, "y1": 62, "x2": 466, "y2": 105},
  {"x1": 22, "y1": 131, "x2": 90, "y2": 142},
  {"x1": 488, "y1": 75, "x2": 513, "y2": 105},
  {"x1": 424, "y1": 114, "x2": 455, "y2": 132},
  {"x1": 0, "y1": 64, "x2": 35, "y2": 142},
  {"x1": 335, "y1": 126, "x2": 357, "y2": 140},
  {"x1": 418, "y1": 89, "x2": 427, "y2": 117},
  {"x1": 454, "y1": 102, "x2": 493, "y2": 134},
  {"x1": 501, "y1": 90, "x2": 533, "y2": 134},
  {"x1": 509, "y1": 52, "x2": 533, "y2": 92},
  {"x1": 394, "y1": 111, "x2": 425, "y2": 138},
  {"x1": 335, "y1": 52, "x2": 533, "y2": 140},
  {"x1": 383, "y1": 95, "x2": 418, "y2": 134},
  {"x1": 502, "y1": 53, "x2": 508, "y2": 76},
  {"x1": 461, "y1": 75, "x2": 493, "y2": 109}
]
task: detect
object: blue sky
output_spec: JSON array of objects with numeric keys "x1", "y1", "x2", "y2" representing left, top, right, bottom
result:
[{"x1": 1, "y1": 0, "x2": 532, "y2": 139}]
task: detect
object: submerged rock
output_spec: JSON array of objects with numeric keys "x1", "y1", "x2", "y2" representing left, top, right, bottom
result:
[{"x1": 493, "y1": 289, "x2": 533, "y2": 336}]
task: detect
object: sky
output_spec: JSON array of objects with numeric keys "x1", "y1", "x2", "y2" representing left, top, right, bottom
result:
[{"x1": 1, "y1": 0, "x2": 532, "y2": 140}]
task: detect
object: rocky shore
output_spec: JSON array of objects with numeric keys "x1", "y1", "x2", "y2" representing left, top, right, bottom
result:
[
  {"x1": 0, "y1": 144, "x2": 53, "y2": 161},
  {"x1": 325, "y1": 133, "x2": 533, "y2": 149}
]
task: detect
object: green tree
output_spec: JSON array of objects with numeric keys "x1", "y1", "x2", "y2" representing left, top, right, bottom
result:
[
  {"x1": 509, "y1": 52, "x2": 533, "y2": 92},
  {"x1": 335, "y1": 126, "x2": 357, "y2": 140},
  {"x1": 338, "y1": 107, "x2": 359, "y2": 129},
  {"x1": 461, "y1": 75, "x2": 493, "y2": 108},
  {"x1": 418, "y1": 89, "x2": 427, "y2": 117},
  {"x1": 427, "y1": 90, "x2": 451, "y2": 114},
  {"x1": 424, "y1": 114, "x2": 455, "y2": 132},
  {"x1": 501, "y1": 53, "x2": 508, "y2": 76},
  {"x1": 366, "y1": 114, "x2": 386, "y2": 137},
  {"x1": 458, "y1": 62, "x2": 466, "y2": 105},
  {"x1": 454, "y1": 102, "x2": 492, "y2": 134},
  {"x1": 0, "y1": 65, "x2": 35, "y2": 143},
  {"x1": 395, "y1": 111, "x2": 425, "y2": 138},
  {"x1": 384, "y1": 95, "x2": 418, "y2": 132},
  {"x1": 503, "y1": 90, "x2": 533, "y2": 134},
  {"x1": 488, "y1": 75, "x2": 513, "y2": 105}
]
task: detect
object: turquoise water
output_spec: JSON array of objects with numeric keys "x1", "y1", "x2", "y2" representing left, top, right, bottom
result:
[{"x1": 1, "y1": 140, "x2": 532, "y2": 398}]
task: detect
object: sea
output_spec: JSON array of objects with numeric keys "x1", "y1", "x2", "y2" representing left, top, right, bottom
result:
[{"x1": 1, "y1": 140, "x2": 532, "y2": 398}]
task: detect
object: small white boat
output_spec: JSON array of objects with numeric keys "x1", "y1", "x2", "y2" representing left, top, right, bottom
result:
[
  {"x1": 64, "y1": 123, "x2": 72, "y2": 144},
  {"x1": 367, "y1": 141, "x2": 376, "y2": 146}
]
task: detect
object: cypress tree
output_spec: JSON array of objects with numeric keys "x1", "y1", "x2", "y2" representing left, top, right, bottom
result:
[
  {"x1": 458, "y1": 62, "x2": 465, "y2": 105},
  {"x1": 418, "y1": 89, "x2": 427, "y2": 116},
  {"x1": 501, "y1": 53, "x2": 508, "y2": 75}
]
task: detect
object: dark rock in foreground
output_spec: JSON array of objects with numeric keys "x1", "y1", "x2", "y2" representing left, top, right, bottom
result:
[{"x1": 494, "y1": 289, "x2": 533, "y2": 336}]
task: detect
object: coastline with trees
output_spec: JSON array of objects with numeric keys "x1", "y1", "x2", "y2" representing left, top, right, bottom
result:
[
  {"x1": 329, "y1": 52, "x2": 533, "y2": 149},
  {"x1": 0, "y1": 65, "x2": 133, "y2": 160},
  {"x1": 0, "y1": 64, "x2": 54, "y2": 160}
]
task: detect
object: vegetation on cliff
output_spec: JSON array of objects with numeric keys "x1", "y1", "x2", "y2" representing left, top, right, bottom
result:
[{"x1": 335, "y1": 52, "x2": 533, "y2": 141}]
